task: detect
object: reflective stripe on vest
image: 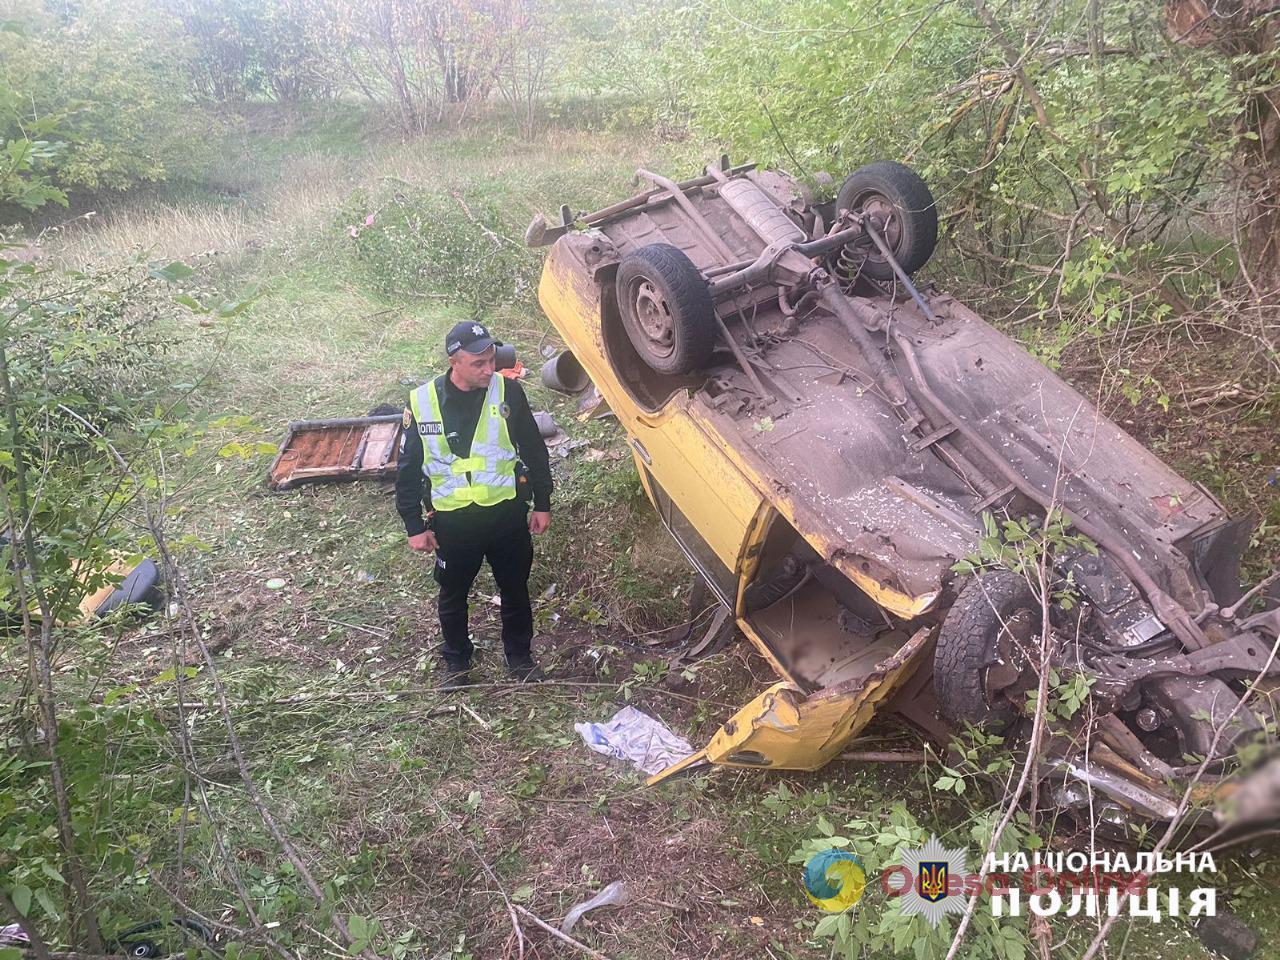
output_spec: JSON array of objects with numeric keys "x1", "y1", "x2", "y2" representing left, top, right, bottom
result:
[{"x1": 409, "y1": 374, "x2": 517, "y2": 511}]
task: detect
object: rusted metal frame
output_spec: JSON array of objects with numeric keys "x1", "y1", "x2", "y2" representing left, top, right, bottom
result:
[
  {"x1": 712, "y1": 309, "x2": 773, "y2": 402},
  {"x1": 813, "y1": 279, "x2": 1000, "y2": 501},
  {"x1": 634, "y1": 168, "x2": 739, "y2": 264},
  {"x1": 587, "y1": 163, "x2": 756, "y2": 228},
  {"x1": 860, "y1": 218, "x2": 940, "y2": 325},
  {"x1": 281, "y1": 414, "x2": 402, "y2": 431},
  {"x1": 910, "y1": 424, "x2": 957, "y2": 452},
  {"x1": 972, "y1": 482, "x2": 1017, "y2": 513},
  {"x1": 815, "y1": 276, "x2": 916, "y2": 410},
  {"x1": 882, "y1": 476, "x2": 981, "y2": 535},
  {"x1": 705, "y1": 226, "x2": 864, "y2": 298},
  {"x1": 1098, "y1": 714, "x2": 1179, "y2": 782},
  {"x1": 1095, "y1": 631, "x2": 1280, "y2": 685},
  {"x1": 892, "y1": 333, "x2": 1211, "y2": 651},
  {"x1": 1040, "y1": 754, "x2": 1180, "y2": 821},
  {"x1": 525, "y1": 163, "x2": 758, "y2": 246}
]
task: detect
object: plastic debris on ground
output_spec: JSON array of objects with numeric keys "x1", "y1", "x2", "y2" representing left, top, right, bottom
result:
[
  {"x1": 0, "y1": 925, "x2": 30, "y2": 947},
  {"x1": 574, "y1": 705, "x2": 693, "y2": 776},
  {"x1": 561, "y1": 881, "x2": 632, "y2": 934}
]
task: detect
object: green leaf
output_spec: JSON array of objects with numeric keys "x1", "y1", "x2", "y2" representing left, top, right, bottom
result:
[
  {"x1": 173, "y1": 294, "x2": 204, "y2": 311},
  {"x1": 814, "y1": 914, "x2": 842, "y2": 937},
  {"x1": 39, "y1": 861, "x2": 64, "y2": 883},
  {"x1": 150, "y1": 261, "x2": 195, "y2": 283},
  {"x1": 816, "y1": 814, "x2": 835, "y2": 836},
  {"x1": 34, "y1": 887, "x2": 57, "y2": 919},
  {"x1": 11, "y1": 883, "x2": 31, "y2": 916}
]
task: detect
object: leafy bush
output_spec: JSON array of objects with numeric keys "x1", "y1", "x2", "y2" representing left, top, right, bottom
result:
[
  {"x1": 337, "y1": 186, "x2": 541, "y2": 316},
  {"x1": 0, "y1": 1, "x2": 212, "y2": 206},
  {"x1": 660, "y1": 0, "x2": 1278, "y2": 356},
  {"x1": 5, "y1": 259, "x2": 184, "y2": 445},
  {"x1": 161, "y1": 0, "x2": 334, "y2": 102}
]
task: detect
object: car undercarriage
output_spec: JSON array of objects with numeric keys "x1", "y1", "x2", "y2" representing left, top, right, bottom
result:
[{"x1": 528, "y1": 156, "x2": 1280, "y2": 838}]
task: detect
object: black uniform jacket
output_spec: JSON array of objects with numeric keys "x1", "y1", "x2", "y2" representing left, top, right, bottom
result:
[{"x1": 395, "y1": 372, "x2": 552, "y2": 536}]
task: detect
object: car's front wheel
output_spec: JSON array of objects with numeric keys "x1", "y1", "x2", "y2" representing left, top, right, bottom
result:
[
  {"x1": 615, "y1": 243, "x2": 716, "y2": 376},
  {"x1": 934, "y1": 571, "x2": 1039, "y2": 732}
]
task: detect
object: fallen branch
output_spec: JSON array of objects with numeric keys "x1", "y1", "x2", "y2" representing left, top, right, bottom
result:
[
  {"x1": 836, "y1": 750, "x2": 928, "y2": 763},
  {"x1": 512, "y1": 907, "x2": 615, "y2": 960}
]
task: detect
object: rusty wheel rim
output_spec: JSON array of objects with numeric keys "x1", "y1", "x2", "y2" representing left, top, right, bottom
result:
[
  {"x1": 626, "y1": 276, "x2": 675, "y2": 359},
  {"x1": 852, "y1": 192, "x2": 902, "y2": 257}
]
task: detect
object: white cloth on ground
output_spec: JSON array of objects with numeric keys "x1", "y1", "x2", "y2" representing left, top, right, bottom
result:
[{"x1": 574, "y1": 705, "x2": 693, "y2": 775}]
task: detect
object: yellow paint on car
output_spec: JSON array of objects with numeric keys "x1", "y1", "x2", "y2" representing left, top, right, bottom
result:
[{"x1": 539, "y1": 244, "x2": 935, "y2": 780}]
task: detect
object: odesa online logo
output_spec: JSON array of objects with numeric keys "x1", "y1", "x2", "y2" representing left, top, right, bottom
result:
[{"x1": 803, "y1": 850, "x2": 867, "y2": 912}]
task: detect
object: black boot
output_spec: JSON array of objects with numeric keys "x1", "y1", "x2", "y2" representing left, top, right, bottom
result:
[
  {"x1": 441, "y1": 663, "x2": 473, "y2": 690},
  {"x1": 506, "y1": 655, "x2": 544, "y2": 683}
]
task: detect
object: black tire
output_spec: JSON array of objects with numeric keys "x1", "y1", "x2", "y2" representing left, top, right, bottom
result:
[
  {"x1": 934, "y1": 571, "x2": 1039, "y2": 732},
  {"x1": 368, "y1": 403, "x2": 400, "y2": 417},
  {"x1": 836, "y1": 161, "x2": 938, "y2": 280},
  {"x1": 614, "y1": 243, "x2": 716, "y2": 375}
]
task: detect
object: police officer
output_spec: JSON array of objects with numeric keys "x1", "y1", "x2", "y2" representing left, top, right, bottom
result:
[{"x1": 396, "y1": 321, "x2": 553, "y2": 687}]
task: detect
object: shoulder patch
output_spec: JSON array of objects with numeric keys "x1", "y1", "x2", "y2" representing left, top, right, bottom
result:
[
  {"x1": 402, "y1": 407, "x2": 413, "y2": 429},
  {"x1": 499, "y1": 402, "x2": 511, "y2": 419}
]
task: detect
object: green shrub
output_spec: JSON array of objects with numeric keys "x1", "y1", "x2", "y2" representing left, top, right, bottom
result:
[
  {"x1": 0, "y1": 1, "x2": 212, "y2": 204},
  {"x1": 337, "y1": 186, "x2": 542, "y2": 317}
]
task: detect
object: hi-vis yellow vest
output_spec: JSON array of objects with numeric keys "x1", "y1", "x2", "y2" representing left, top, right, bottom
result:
[{"x1": 409, "y1": 374, "x2": 517, "y2": 511}]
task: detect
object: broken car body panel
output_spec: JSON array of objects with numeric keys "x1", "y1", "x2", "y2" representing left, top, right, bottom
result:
[{"x1": 267, "y1": 415, "x2": 403, "y2": 491}]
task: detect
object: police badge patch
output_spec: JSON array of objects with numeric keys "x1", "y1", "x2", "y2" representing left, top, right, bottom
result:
[
  {"x1": 499, "y1": 402, "x2": 511, "y2": 419},
  {"x1": 418, "y1": 421, "x2": 444, "y2": 436},
  {"x1": 402, "y1": 407, "x2": 412, "y2": 429}
]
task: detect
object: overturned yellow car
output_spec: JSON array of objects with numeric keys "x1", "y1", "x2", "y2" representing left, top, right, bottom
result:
[{"x1": 527, "y1": 158, "x2": 1279, "y2": 832}]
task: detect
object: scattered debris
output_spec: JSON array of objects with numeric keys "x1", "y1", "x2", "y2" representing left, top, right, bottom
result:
[
  {"x1": 533, "y1": 410, "x2": 560, "y2": 438},
  {"x1": 267, "y1": 414, "x2": 401, "y2": 491},
  {"x1": 561, "y1": 880, "x2": 632, "y2": 935},
  {"x1": 514, "y1": 905, "x2": 615, "y2": 960},
  {"x1": 574, "y1": 706, "x2": 693, "y2": 776}
]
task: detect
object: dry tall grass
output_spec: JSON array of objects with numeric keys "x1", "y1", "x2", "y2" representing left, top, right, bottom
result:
[{"x1": 40, "y1": 151, "x2": 356, "y2": 268}]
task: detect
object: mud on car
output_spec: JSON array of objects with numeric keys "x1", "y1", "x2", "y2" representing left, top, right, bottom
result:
[{"x1": 526, "y1": 157, "x2": 1280, "y2": 836}]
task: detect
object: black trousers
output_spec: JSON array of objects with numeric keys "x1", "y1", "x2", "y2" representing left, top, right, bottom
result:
[{"x1": 433, "y1": 500, "x2": 534, "y2": 668}]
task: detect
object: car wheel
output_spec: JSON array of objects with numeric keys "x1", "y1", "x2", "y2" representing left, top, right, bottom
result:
[
  {"x1": 934, "y1": 571, "x2": 1040, "y2": 732},
  {"x1": 836, "y1": 161, "x2": 938, "y2": 280},
  {"x1": 615, "y1": 243, "x2": 716, "y2": 375}
]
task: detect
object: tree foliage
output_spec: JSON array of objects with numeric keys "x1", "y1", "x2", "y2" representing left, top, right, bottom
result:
[
  {"x1": 0, "y1": 0, "x2": 208, "y2": 208},
  {"x1": 653, "y1": 0, "x2": 1277, "y2": 372},
  {"x1": 163, "y1": 0, "x2": 334, "y2": 101}
]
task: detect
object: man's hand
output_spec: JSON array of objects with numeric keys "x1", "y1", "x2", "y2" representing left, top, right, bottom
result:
[
  {"x1": 408, "y1": 530, "x2": 438, "y2": 552},
  {"x1": 529, "y1": 511, "x2": 551, "y2": 535}
]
